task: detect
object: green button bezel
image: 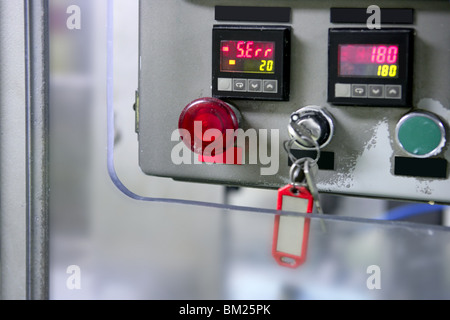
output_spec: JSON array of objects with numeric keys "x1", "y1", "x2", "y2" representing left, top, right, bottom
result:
[{"x1": 395, "y1": 111, "x2": 446, "y2": 158}]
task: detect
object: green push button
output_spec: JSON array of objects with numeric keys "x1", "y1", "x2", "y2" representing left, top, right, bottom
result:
[{"x1": 396, "y1": 112, "x2": 446, "y2": 157}]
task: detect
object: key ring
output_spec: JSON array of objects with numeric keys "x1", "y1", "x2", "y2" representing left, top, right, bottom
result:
[
  {"x1": 286, "y1": 132, "x2": 321, "y2": 187},
  {"x1": 289, "y1": 157, "x2": 309, "y2": 187},
  {"x1": 284, "y1": 130, "x2": 321, "y2": 166},
  {"x1": 283, "y1": 138, "x2": 298, "y2": 165}
]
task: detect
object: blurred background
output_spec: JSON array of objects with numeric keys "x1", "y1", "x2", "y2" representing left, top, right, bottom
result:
[{"x1": 48, "y1": 0, "x2": 450, "y2": 299}]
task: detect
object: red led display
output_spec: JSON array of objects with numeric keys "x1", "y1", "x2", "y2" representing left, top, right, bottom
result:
[
  {"x1": 338, "y1": 44, "x2": 399, "y2": 78},
  {"x1": 220, "y1": 40, "x2": 275, "y2": 74}
]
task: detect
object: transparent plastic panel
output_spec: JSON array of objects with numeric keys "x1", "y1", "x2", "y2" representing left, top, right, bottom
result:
[
  {"x1": 49, "y1": 0, "x2": 450, "y2": 300},
  {"x1": 50, "y1": 198, "x2": 450, "y2": 299}
]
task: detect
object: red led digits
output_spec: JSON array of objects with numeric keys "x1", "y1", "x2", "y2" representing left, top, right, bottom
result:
[
  {"x1": 386, "y1": 46, "x2": 398, "y2": 63},
  {"x1": 220, "y1": 40, "x2": 275, "y2": 74},
  {"x1": 340, "y1": 45, "x2": 398, "y2": 64},
  {"x1": 371, "y1": 45, "x2": 398, "y2": 64},
  {"x1": 221, "y1": 41, "x2": 274, "y2": 59},
  {"x1": 237, "y1": 41, "x2": 245, "y2": 58},
  {"x1": 178, "y1": 98, "x2": 240, "y2": 156},
  {"x1": 264, "y1": 48, "x2": 273, "y2": 58},
  {"x1": 370, "y1": 46, "x2": 377, "y2": 63},
  {"x1": 245, "y1": 41, "x2": 254, "y2": 58},
  {"x1": 236, "y1": 41, "x2": 257, "y2": 58},
  {"x1": 338, "y1": 44, "x2": 399, "y2": 78},
  {"x1": 375, "y1": 46, "x2": 387, "y2": 63}
]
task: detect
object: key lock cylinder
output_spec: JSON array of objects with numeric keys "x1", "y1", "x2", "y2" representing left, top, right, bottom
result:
[
  {"x1": 288, "y1": 106, "x2": 335, "y2": 151},
  {"x1": 285, "y1": 106, "x2": 335, "y2": 199}
]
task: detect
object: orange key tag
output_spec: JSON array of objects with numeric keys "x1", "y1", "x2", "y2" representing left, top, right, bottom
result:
[{"x1": 272, "y1": 184, "x2": 314, "y2": 268}]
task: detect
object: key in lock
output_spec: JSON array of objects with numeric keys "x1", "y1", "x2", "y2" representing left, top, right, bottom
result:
[{"x1": 288, "y1": 106, "x2": 335, "y2": 150}]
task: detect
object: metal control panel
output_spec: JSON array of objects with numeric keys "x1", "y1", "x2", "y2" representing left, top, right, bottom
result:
[{"x1": 136, "y1": 0, "x2": 450, "y2": 204}]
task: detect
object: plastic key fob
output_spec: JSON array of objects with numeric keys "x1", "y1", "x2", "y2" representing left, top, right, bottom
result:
[{"x1": 272, "y1": 184, "x2": 314, "y2": 268}]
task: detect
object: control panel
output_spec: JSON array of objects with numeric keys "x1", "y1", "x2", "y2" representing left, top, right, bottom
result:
[{"x1": 136, "y1": 0, "x2": 450, "y2": 204}]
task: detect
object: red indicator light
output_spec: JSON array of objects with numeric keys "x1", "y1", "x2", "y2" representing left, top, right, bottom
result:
[
  {"x1": 178, "y1": 98, "x2": 240, "y2": 156},
  {"x1": 222, "y1": 46, "x2": 229, "y2": 52}
]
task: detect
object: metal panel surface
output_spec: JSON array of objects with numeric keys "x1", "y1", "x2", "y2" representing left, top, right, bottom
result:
[
  {"x1": 0, "y1": 0, "x2": 50, "y2": 300},
  {"x1": 0, "y1": 0, "x2": 27, "y2": 300}
]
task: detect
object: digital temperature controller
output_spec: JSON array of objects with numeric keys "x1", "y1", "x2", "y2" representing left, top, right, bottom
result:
[
  {"x1": 212, "y1": 25, "x2": 291, "y2": 101},
  {"x1": 328, "y1": 29, "x2": 414, "y2": 107}
]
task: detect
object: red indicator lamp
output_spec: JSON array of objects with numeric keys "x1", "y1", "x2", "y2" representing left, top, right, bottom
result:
[{"x1": 178, "y1": 97, "x2": 240, "y2": 156}]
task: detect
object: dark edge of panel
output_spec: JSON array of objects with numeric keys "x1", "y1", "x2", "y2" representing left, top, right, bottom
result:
[
  {"x1": 215, "y1": 6, "x2": 291, "y2": 23},
  {"x1": 330, "y1": 8, "x2": 414, "y2": 24}
]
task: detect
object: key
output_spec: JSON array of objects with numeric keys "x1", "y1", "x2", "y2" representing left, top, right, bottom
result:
[
  {"x1": 272, "y1": 184, "x2": 313, "y2": 268},
  {"x1": 304, "y1": 159, "x2": 322, "y2": 214},
  {"x1": 304, "y1": 159, "x2": 327, "y2": 232}
]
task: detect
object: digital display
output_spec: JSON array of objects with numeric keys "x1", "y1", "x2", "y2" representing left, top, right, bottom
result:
[
  {"x1": 338, "y1": 44, "x2": 399, "y2": 78},
  {"x1": 213, "y1": 26, "x2": 291, "y2": 101},
  {"x1": 328, "y1": 28, "x2": 413, "y2": 106},
  {"x1": 220, "y1": 40, "x2": 275, "y2": 74}
]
